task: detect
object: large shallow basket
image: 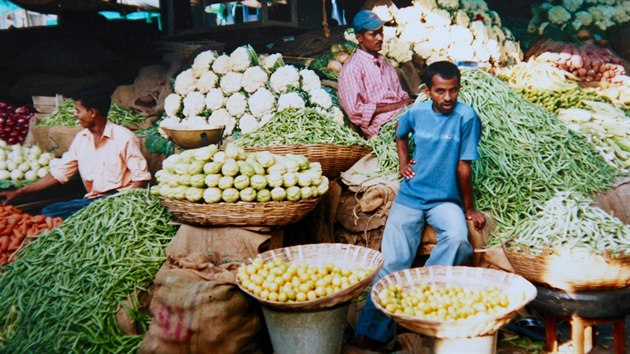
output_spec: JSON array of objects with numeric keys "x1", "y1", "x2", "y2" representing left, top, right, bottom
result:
[
  {"x1": 503, "y1": 241, "x2": 630, "y2": 292},
  {"x1": 238, "y1": 243, "x2": 384, "y2": 311},
  {"x1": 245, "y1": 144, "x2": 372, "y2": 178},
  {"x1": 372, "y1": 266, "x2": 536, "y2": 338},
  {"x1": 159, "y1": 196, "x2": 322, "y2": 226},
  {"x1": 161, "y1": 126, "x2": 224, "y2": 149}
]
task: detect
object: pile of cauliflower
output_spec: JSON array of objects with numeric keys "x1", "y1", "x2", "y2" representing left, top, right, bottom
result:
[
  {"x1": 343, "y1": 0, "x2": 523, "y2": 67},
  {"x1": 529, "y1": 0, "x2": 630, "y2": 37},
  {"x1": 0, "y1": 140, "x2": 58, "y2": 182},
  {"x1": 160, "y1": 45, "x2": 345, "y2": 137},
  {"x1": 151, "y1": 143, "x2": 329, "y2": 203}
]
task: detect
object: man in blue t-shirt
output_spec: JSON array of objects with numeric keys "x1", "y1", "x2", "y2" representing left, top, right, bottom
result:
[{"x1": 350, "y1": 61, "x2": 486, "y2": 351}]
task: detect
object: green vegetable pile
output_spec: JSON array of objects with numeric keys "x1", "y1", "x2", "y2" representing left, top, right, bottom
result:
[
  {"x1": 236, "y1": 108, "x2": 368, "y2": 147},
  {"x1": 135, "y1": 124, "x2": 175, "y2": 156},
  {"x1": 372, "y1": 69, "x2": 616, "y2": 235},
  {"x1": 151, "y1": 143, "x2": 329, "y2": 203},
  {"x1": 514, "y1": 86, "x2": 610, "y2": 114},
  {"x1": 0, "y1": 190, "x2": 176, "y2": 353},
  {"x1": 504, "y1": 191, "x2": 630, "y2": 256},
  {"x1": 36, "y1": 99, "x2": 148, "y2": 127}
]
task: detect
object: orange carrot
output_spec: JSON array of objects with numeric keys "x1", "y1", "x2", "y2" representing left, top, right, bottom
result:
[
  {"x1": 45, "y1": 217, "x2": 54, "y2": 229},
  {"x1": 0, "y1": 236, "x2": 9, "y2": 252},
  {"x1": 7, "y1": 237, "x2": 22, "y2": 252},
  {"x1": 0, "y1": 253, "x2": 8, "y2": 266}
]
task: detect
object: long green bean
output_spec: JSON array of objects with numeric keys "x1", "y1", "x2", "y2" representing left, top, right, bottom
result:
[
  {"x1": 371, "y1": 69, "x2": 616, "y2": 238},
  {"x1": 236, "y1": 108, "x2": 370, "y2": 147},
  {"x1": 0, "y1": 190, "x2": 176, "y2": 353},
  {"x1": 36, "y1": 100, "x2": 147, "y2": 127}
]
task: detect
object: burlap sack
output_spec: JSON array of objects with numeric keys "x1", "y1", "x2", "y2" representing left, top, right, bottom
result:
[
  {"x1": 359, "y1": 184, "x2": 395, "y2": 213},
  {"x1": 28, "y1": 124, "x2": 82, "y2": 157},
  {"x1": 340, "y1": 154, "x2": 400, "y2": 193},
  {"x1": 139, "y1": 252, "x2": 263, "y2": 354},
  {"x1": 336, "y1": 193, "x2": 389, "y2": 233},
  {"x1": 335, "y1": 226, "x2": 385, "y2": 251},
  {"x1": 112, "y1": 65, "x2": 173, "y2": 118},
  {"x1": 479, "y1": 245, "x2": 514, "y2": 272},
  {"x1": 594, "y1": 176, "x2": 630, "y2": 225}
]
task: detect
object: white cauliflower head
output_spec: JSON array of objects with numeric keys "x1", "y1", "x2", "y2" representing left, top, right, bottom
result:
[
  {"x1": 299, "y1": 69, "x2": 321, "y2": 92},
  {"x1": 425, "y1": 9, "x2": 451, "y2": 26},
  {"x1": 208, "y1": 108, "x2": 231, "y2": 128},
  {"x1": 548, "y1": 6, "x2": 572, "y2": 25},
  {"x1": 437, "y1": 0, "x2": 459, "y2": 10},
  {"x1": 248, "y1": 88, "x2": 276, "y2": 118},
  {"x1": 450, "y1": 25, "x2": 474, "y2": 46},
  {"x1": 238, "y1": 114, "x2": 259, "y2": 134},
  {"x1": 395, "y1": 5, "x2": 422, "y2": 25},
  {"x1": 269, "y1": 65, "x2": 300, "y2": 93},
  {"x1": 469, "y1": 20, "x2": 489, "y2": 42},
  {"x1": 259, "y1": 113, "x2": 274, "y2": 127},
  {"x1": 229, "y1": 46, "x2": 252, "y2": 72},
  {"x1": 261, "y1": 53, "x2": 284, "y2": 72},
  {"x1": 205, "y1": 88, "x2": 225, "y2": 111},
  {"x1": 174, "y1": 69, "x2": 196, "y2": 96},
  {"x1": 414, "y1": 0, "x2": 437, "y2": 12},
  {"x1": 309, "y1": 88, "x2": 333, "y2": 109},
  {"x1": 383, "y1": 36, "x2": 413, "y2": 63},
  {"x1": 242, "y1": 66, "x2": 269, "y2": 93},
  {"x1": 327, "y1": 106, "x2": 345, "y2": 126},
  {"x1": 159, "y1": 116, "x2": 180, "y2": 129},
  {"x1": 219, "y1": 72, "x2": 243, "y2": 95},
  {"x1": 226, "y1": 92, "x2": 248, "y2": 118},
  {"x1": 224, "y1": 116, "x2": 237, "y2": 136},
  {"x1": 182, "y1": 91, "x2": 206, "y2": 117},
  {"x1": 196, "y1": 70, "x2": 219, "y2": 93},
  {"x1": 180, "y1": 116, "x2": 210, "y2": 129},
  {"x1": 574, "y1": 10, "x2": 593, "y2": 26},
  {"x1": 164, "y1": 93, "x2": 182, "y2": 117},
  {"x1": 212, "y1": 54, "x2": 232, "y2": 75},
  {"x1": 277, "y1": 92, "x2": 306, "y2": 111},
  {"x1": 399, "y1": 22, "x2": 428, "y2": 43},
  {"x1": 192, "y1": 50, "x2": 216, "y2": 78},
  {"x1": 454, "y1": 10, "x2": 470, "y2": 27},
  {"x1": 562, "y1": 0, "x2": 583, "y2": 13}
]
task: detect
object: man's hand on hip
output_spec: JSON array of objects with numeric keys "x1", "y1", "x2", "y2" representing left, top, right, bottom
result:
[{"x1": 400, "y1": 159, "x2": 416, "y2": 180}]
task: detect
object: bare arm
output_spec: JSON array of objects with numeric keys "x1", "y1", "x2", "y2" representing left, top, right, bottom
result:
[
  {"x1": 0, "y1": 174, "x2": 61, "y2": 205},
  {"x1": 374, "y1": 98, "x2": 415, "y2": 116},
  {"x1": 396, "y1": 124, "x2": 416, "y2": 180},
  {"x1": 130, "y1": 180, "x2": 148, "y2": 189},
  {"x1": 456, "y1": 160, "x2": 485, "y2": 231}
]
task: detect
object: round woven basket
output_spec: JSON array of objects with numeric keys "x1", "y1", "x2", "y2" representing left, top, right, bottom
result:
[
  {"x1": 238, "y1": 243, "x2": 384, "y2": 311},
  {"x1": 502, "y1": 241, "x2": 630, "y2": 292},
  {"x1": 371, "y1": 266, "x2": 537, "y2": 338},
  {"x1": 245, "y1": 144, "x2": 372, "y2": 178},
  {"x1": 159, "y1": 196, "x2": 323, "y2": 226}
]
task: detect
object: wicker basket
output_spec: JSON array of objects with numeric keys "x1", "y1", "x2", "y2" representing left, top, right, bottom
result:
[
  {"x1": 503, "y1": 241, "x2": 630, "y2": 292},
  {"x1": 245, "y1": 144, "x2": 372, "y2": 178},
  {"x1": 160, "y1": 196, "x2": 323, "y2": 226},
  {"x1": 238, "y1": 243, "x2": 384, "y2": 311},
  {"x1": 371, "y1": 266, "x2": 537, "y2": 338}
]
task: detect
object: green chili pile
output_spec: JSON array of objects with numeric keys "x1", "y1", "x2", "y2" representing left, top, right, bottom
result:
[
  {"x1": 372, "y1": 69, "x2": 616, "y2": 235},
  {"x1": 504, "y1": 191, "x2": 630, "y2": 256},
  {"x1": 0, "y1": 190, "x2": 176, "y2": 353},
  {"x1": 36, "y1": 100, "x2": 147, "y2": 127},
  {"x1": 236, "y1": 108, "x2": 370, "y2": 147}
]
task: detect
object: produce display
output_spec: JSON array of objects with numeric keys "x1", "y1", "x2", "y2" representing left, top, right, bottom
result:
[
  {"x1": 0, "y1": 190, "x2": 177, "y2": 353},
  {"x1": 0, "y1": 206, "x2": 62, "y2": 266},
  {"x1": 526, "y1": 39, "x2": 626, "y2": 82},
  {"x1": 0, "y1": 101, "x2": 34, "y2": 145},
  {"x1": 372, "y1": 69, "x2": 616, "y2": 236},
  {"x1": 342, "y1": 0, "x2": 522, "y2": 67},
  {"x1": 558, "y1": 101, "x2": 630, "y2": 170},
  {"x1": 236, "y1": 108, "x2": 368, "y2": 147},
  {"x1": 503, "y1": 191, "x2": 630, "y2": 256},
  {"x1": 528, "y1": 0, "x2": 630, "y2": 41},
  {"x1": 151, "y1": 143, "x2": 329, "y2": 203},
  {"x1": 307, "y1": 41, "x2": 357, "y2": 81},
  {"x1": 159, "y1": 45, "x2": 345, "y2": 137},
  {"x1": 0, "y1": 141, "x2": 57, "y2": 186},
  {"x1": 36, "y1": 99, "x2": 148, "y2": 127},
  {"x1": 377, "y1": 283, "x2": 510, "y2": 321},
  {"x1": 237, "y1": 257, "x2": 373, "y2": 303}
]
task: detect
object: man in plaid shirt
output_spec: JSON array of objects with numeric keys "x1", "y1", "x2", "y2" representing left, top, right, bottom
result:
[{"x1": 338, "y1": 10, "x2": 414, "y2": 138}]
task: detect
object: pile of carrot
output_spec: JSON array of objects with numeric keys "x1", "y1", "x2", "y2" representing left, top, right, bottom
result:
[{"x1": 0, "y1": 206, "x2": 62, "y2": 266}]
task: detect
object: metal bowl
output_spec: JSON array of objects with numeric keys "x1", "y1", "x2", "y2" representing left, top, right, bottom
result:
[{"x1": 161, "y1": 126, "x2": 224, "y2": 149}]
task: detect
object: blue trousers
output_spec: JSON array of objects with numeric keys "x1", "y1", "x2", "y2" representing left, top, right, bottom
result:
[
  {"x1": 355, "y1": 202, "x2": 472, "y2": 343},
  {"x1": 41, "y1": 193, "x2": 114, "y2": 219}
]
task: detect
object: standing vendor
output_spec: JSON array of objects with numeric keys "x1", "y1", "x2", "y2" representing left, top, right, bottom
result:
[
  {"x1": 338, "y1": 10, "x2": 414, "y2": 138},
  {"x1": 0, "y1": 88, "x2": 151, "y2": 219},
  {"x1": 349, "y1": 61, "x2": 486, "y2": 351}
]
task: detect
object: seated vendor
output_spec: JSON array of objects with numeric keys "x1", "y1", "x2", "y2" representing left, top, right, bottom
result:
[
  {"x1": 0, "y1": 88, "x2": 151, "y2": 219},
  {"x1": 337, "y1": 10, "x2": 415, "y2": 138}
]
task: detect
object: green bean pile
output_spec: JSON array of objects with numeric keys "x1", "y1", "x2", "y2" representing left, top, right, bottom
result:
[
  {"x1": 372, "y1": 69, "x2": 616, "y2": 235},
  {"x1": 0, "y1": 190, "x2": 176, "y2": 353},
  {"x1": 36, "y1": 100, "x2": 147, "y2": 127},
  {"x1": 236, "y1": 108, "x2": 370, "y2": 147},
  {"x1": 504, "y1": 191, "x2": 630, "y2": 256}
]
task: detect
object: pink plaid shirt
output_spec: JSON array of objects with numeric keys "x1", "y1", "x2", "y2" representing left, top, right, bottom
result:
[{"x1": 338, "y1": 49, "x2": 409, "y2": 138}]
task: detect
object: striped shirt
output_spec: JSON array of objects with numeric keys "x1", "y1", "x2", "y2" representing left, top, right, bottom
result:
[
  {"x1": 50, "y1": 121, "x2": 151, "y2": 198},
  {"x1": 338, "y1": 49, "x2": 409, "y2": 138}
]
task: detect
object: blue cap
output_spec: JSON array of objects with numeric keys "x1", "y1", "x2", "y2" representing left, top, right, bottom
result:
[{"x1": 352, "y1": 10, "x2": 384, "y2": 33}]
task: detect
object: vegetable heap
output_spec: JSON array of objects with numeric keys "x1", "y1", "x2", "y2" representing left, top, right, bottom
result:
[
  {"x1": 0, "y1": 206, "x2": 62, "y2": 266},
  {"x1": 503, "y1": 191, "x2": 630, "y2": 256},
  {"x1": 0, "y1": 140, "x2": 57, "y2": 186},
  {"x1": 151, "y1": 143, "x2": 329, "y2": 203},
  {"x1": 372, "y1": 69, "x2": 616, "y2": 234},
  {"x1": 307, "y1": 41, "x2": 358, "y2": 81},
  {"x1": 160, "y1": 45, "x2": 345, "y2": 137},
  {"x1": 235, "y1": 108, "x2": 368, "y2": 147},
  {"x1": 36, "y1": 99, "x2": 147, "y2": 127},
  {"x1": 0, "y1": 190, "x2": 177, "y2": 353},
  {"x1": 0, "y1": 101, "x2": 34, "y2": 145},
  {"x1": 343, "y1": 0, "x2": 522, "y2": 67}
]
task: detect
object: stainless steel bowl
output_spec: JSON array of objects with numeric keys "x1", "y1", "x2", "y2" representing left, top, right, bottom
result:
[{"x1": 161, "y1": 126, "x2": 224, "y2": 149}]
